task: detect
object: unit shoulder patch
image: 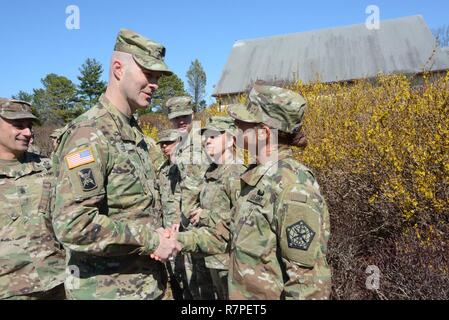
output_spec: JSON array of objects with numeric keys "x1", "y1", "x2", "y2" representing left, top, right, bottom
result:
[
  {"x1": 286, "y1": 220, "x2": 315, "y2": 251},
  {"x1": 78, "y1": 168, "x2": 97, "y2": 191}
]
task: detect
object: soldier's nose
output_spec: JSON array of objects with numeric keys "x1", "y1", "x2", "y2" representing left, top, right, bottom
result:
[{"x1": 21, "y1": 127, "x2": 32, "y2": 137}]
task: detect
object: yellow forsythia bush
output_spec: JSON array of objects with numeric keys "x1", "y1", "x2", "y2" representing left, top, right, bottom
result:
[
  {"x1": 291, "y1": 72, "x2": 448, "y2": 239},
  {"x1": 141, "y1": 124, "x2": 158, "y2": 142}
]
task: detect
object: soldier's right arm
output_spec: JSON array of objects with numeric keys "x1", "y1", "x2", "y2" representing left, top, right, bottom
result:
[{"x1": 52, "y1": 126, "x2": 160, "y2": 256}]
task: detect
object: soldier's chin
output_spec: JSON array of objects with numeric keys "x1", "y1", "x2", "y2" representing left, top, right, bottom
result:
[
  {"x1": 206, "y1": 146, "x2": 214, "y2": 156},
  {"x1": 16, "y1": 141, "x2": 30, "y2": 150},
  {"x1": 135, "y1": 96, "x2": 151, "y2": 109}
]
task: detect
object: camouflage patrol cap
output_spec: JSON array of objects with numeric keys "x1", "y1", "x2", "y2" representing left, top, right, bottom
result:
[
  {"x1": 228, "y1": 84, "x2": 307, "y2": 134},
  {"x1": 201, "y1": 116, "x2": 237, "y2": 136},
  {"x1": 0, "y1": 98, "x2": 37, "y2": 120},
  {"x1": 166, "y1": 96, "x2": 194, "y2": 120},
  {"x1": 157, "y1": 129, "x2": 181, "y2": 144},
  {"x1": 114, "y1": 29, "x2": 172, "y2": 75}
]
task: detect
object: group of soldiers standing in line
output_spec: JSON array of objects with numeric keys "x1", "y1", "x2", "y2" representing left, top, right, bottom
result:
[{"x1": 0, "y1": 28, "x2": 331, "y2": 300}]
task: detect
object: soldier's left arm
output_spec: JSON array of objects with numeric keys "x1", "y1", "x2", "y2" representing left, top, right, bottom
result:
[
  {"x1": 177, "y1": 213, "x2": 231, "y2": 255},
  {"x1": 276, "y1": 182, "x2": 332, "y2": 300}
]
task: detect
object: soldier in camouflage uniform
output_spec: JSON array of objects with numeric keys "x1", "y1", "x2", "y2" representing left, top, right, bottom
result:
[
  {"x1": 156, "y1": 129, "x2": 182, "y2": 228},
  {"x1": 0, "y1": 98, "x2": 66, "y2": 300},
  {"x1": 173, "y1": 84, "x2": 332, "y2": 299},
  {"x1": 51, "y1": 29, "x2": 180, "y2": 300},
  {"x1": 166, "y1": 96, "x2": 213, "y2": 299},
  {"x1": 191, "y1": 116, "x2": 246, "y2": 299},
  {"x1": 156, "y1": 129, "x2": 184, "y2": 299},
  {"x1": 166, "y1": 96, "x2": 209, "y2": 222}
]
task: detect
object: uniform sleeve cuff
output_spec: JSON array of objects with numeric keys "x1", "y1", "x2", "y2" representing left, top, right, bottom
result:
[
  {"x1": 177, "y1": 232, "x2": 195, "y2": 252},
  {"x1": 140, "y1": 229, "x2": 160, "y2": 255}
]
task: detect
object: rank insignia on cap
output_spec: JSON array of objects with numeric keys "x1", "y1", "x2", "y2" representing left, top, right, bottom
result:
[
  {"x1": 65, "y1": 147, "x2": 95, "y2": 170},
  {"x1": 286, "y1": 220, "x2": 315, "y2": 251},
  {"x1": 78, "y1": 168, "x2": 97, "y2": 191}
]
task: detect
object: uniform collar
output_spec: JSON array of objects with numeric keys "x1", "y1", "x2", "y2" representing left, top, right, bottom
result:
[
  {"x1": 176, "y1": 129, "x2": 192, "y2": 152},
  {"x1": 0, "y1": 152, "x2": 46, "y2": 178},
  {"x1": 99, "y1": 94, "x2": 141, "y2": 142},
  {"x1": 241, "y1": 147, "x2": 292, "y2": 187},
  {"x1": 204, "y1": 163, "x2": 220, "y2": 180}
]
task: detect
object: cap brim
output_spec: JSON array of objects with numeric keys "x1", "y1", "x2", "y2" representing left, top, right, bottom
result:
[
  {"x1": 1, "y1": 112, "x2": 38, "y2": 121},
  {"x1": 168, "y1": 110, "x2": 193, "y2": 120},
  {"x1": 228, "y1": 104, "x2": 260, "y2": 123},
  {"x1": 156, "y1": 139, "x2": 177, "y2": 144},
  {"x1": 200, "y1": 127, "x2": 223, "y2": 135},
  {"x1": 134, "y1": 55, "x2": 173, "y2": 75}
]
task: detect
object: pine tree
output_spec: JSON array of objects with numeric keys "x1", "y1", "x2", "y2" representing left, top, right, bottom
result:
[
  {"x1": 32, "y1": 74, "x2": 78, "y2": 124},
  {"x1": 77, "y1": 58, "x2": 107, "y2": 109},
  {"x1": 186, "y1": 59, "x2": 207, "y2": 112}
]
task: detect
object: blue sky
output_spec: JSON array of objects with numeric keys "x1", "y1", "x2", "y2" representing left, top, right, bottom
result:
[{"x1": 1, "y1": 0, "x2": 448, "y2": 104}]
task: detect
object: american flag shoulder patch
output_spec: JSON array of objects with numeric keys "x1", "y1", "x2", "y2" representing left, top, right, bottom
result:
[{"x1": 65, "y1": 147, "x2": 96, "y2": 170}]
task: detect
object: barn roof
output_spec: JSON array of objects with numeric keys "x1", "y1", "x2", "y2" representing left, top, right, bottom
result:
[{"x1": 213, "y1": 15, "x2": 449, "y2": 96}]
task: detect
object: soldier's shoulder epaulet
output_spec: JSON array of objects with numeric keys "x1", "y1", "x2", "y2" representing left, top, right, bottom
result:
[
  {"x1": 70, "y1": 108, "x2": 108, "y2": 129},
  {"x1": 278, "y1": 157, "x2": 297, "y2": 171},
  {"x1": 281, "y1": 157, "x2": 313, "y2": 176},
  {"x1": 63, "y1": 105, "x2": 112, "y2": 137},
  {"x1": 296, "y1": 162, "x2": 316, "y2": 180},
  {"x1": 274, "y1": 158, "x2": 315, "y2": 188},
  {"x1": 222, "y1": 163, "x2": 246, "y2": 178}
]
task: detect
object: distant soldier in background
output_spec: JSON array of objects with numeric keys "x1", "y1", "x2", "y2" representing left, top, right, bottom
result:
[
  {"x1": 190, "y1": 116, "x2": 246, "y2": 299},
  {"x1": 166, "y1": 96, "x2": 213, "y2": 299},
  {"x1": 0, "y1": 98, "x2": 66, "y2": 300},
  {"x1": 156, "y1": 129, "x2": 182, "y2": 228},
  {"x1": 156, "y1": 129, "x2": 183, "y2": 299}
]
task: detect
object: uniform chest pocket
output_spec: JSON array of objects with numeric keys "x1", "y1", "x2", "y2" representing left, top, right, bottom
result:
[
  {"x1": 199, "y1": 186, "x2": 219, "y2": 209},
  {"x1": 233, "y1": 209, "x2": 273, "y2": 262},
  {"x1": 1, "y1": 185, "x2": 25, "y2": 222},
  {"x1": 0, "y1": 186, "x2": 30, "y2": 271},
  {"x1": 232, "y1": 190, "x2": 276, "y2": 257},
  {"x1": 113, "y1": 145, "x2": 155, "y2": 204}
]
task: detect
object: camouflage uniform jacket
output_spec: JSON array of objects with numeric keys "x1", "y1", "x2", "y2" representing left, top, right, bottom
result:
[
  {"x1": 198, "y1": 162, "x2": 246, "y2": 270},
  {"x1": 157, "y1": 159, "x2": 181, "y2": 228},
  {"x1": 52, "y1": 94, "x2": 167, "y2": 300},
  {"x1": 172, "y1": 129, "x2": 209, "y2": 228},
  {"x1": 0, "y1": 153, "x2": 65, "y2": 299},
  {"x1": 178, "y1": 148, "x2": 331, "y2": 300}
]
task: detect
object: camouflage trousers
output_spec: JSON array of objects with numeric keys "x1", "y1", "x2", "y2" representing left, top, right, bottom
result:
[
  {"x1": 174, "y1": 253, "x2": 215, "y2": 300},
  {"x1": 4, "y1": 284, "x2": 66, "y2": 300},
  {"x1": 209, "y1": 268, "x2": 228, "y2": 300}
]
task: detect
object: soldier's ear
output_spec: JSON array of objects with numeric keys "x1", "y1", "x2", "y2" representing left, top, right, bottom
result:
[{"x1": 111, "y1": 59, "x2": 125, "y2": 80}]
